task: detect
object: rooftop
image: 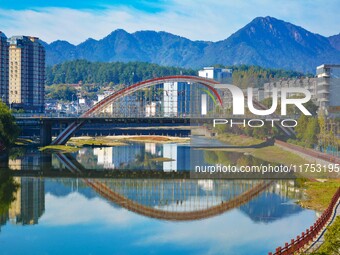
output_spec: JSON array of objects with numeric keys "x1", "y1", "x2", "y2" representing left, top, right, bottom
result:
[{"x1": 317, "y1": 64, "x2": 340, "y2": 69}]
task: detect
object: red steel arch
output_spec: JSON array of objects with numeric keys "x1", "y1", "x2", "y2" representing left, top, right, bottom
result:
[
  {"x1": 83, "y1": 75, "x2": 223, "y2": 117},
  {"x1": 52, "y1": 75, "x2": 224, "y2": 145}
]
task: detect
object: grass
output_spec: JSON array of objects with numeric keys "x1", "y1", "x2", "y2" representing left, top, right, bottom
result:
[
  {"x1": 310, "y1": 216, "x2": 340, "y2": 255},
  {"x1": 68, "y1": 136, "x2": 189, "y2": 147},
  {"x1": 15, "y1": 138, "x2": 35, "y2": 146},
  {"x1": 217, "y1": 133, "x2": 263, "y2": 146},
  {"x1": 118, "y1": 135, "x2": 190, "y2": 144},
  {"x1": 67, "y1": 137, "x2": 126, "y2": 147},
  {"x1": 208, "y1": 145, "x2": 311, "y2": 167},
  {"x1": 214, "y1": 133, "x2": 333, "y2": 177},
  {"x1": 298, "y1": 179, "x2": 340, "y2": 211},
  {"x1": 39, "y1": 145, "x2": 80, "y2": 153},
  {"x1": 252, "y1": 146, "x2": 311, "y2": 166},
  {"x1": 150, "y1": 157, "x2": 175, "y2": 162}
]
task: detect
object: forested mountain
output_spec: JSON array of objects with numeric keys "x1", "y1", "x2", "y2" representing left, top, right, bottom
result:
[
  {"x1": 45, "y1": 60, "x2": 196, "y2": 85},
  {"x1": 45, "y1": 60, "x2": 305, "y2": 87},
  {"x1": 44, "y1": 16, "x2": 340, "y2": 73}
]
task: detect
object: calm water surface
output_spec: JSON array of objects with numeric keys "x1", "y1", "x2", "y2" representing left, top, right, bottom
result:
[{"x1": 0, "y1": 140, "x2": 318, "y2": 255}]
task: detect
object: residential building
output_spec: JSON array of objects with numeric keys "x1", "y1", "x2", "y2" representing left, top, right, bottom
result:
[
  {"x1": 9, "y1": 177, "x2": 45, "y2": 225},
  {"x1": 0, "y1": 32, "x2": 8, "y2": 104},
  {"x1": 163, "y1": 82, "x2": 190, "y2": 117},
  {"x1": 263, "y1": 78, "x2": 317, "y2": 102},
  {"x1": 8, "y1": 36, "x2": 45, "y2": 112},
  {"x1": 316, "y1": 64, "x2": 340, "y2": 117}
]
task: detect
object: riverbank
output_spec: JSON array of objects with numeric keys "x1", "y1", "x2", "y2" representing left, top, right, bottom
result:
[
  {"x1": 298, "y1": 179, "x2": 340, "y2": 211},
  {"x1": 39, "y1": 145, "x2": 80, "y2": 153},
  {"x1": 207, "y1": 133, "x2": 312, "y2": 167},
  {"x1": 216, "y1": 133, "x2": 264, "y2": 146},
  {"x1": 67, "y1": 135, "x2": 190, "y2": 147}
]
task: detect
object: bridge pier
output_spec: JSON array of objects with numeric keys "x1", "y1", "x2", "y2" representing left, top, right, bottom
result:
[
  {"x1": 40, "y1": 121, "x2": 52, "y2": 146},
  {"x1": 40, "y1": 153, "x2": 52, "y2": 170}
]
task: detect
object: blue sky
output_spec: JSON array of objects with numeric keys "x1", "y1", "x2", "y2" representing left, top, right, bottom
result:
[{"x1": 0, "y1": 0, "x2": 339, "y2": 44}]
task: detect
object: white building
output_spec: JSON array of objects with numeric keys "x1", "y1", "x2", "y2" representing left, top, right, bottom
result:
[
  {"x1": 95, "y1": 93, "x2": 114, "y2": 114},
  {"x1": 316, "y1": 64, "x2": 340, "y2": 117},
  {"x1": 93, "y1": 147, "x2": 115, "y2": 169},
  {"x1": 163, "y1": 82, "x2": 178, "y2": 117},
  {"x1": 163, "y1": 143, "x2": 177, "y2": 172},
  {"x1": 145, "y1": 102, "x2": 157, "y2": 117},
  {"x1": 198, "y1": 67, "x2": 232, "y2": 83}
]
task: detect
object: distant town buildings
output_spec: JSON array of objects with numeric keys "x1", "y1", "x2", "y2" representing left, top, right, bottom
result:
[
  {"x1": 0, "y1": 32, "x2": 9, "y2": 105},
  {"x1": 8, "y1": 36, "x2": 45, "y2": 112},
  {"x1": 316, "y1": 64, "x2": 340, "y2": 117},
  {"x1": 263, "y1": 77, "x2": 317, "y2": 102},
  {"x1": 263, "y1": 65, "x2": 340, "y2": 118}
]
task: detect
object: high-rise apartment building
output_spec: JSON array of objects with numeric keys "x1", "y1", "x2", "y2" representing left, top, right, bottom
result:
[
  {"x1": 316, "y1": 64, "x2": 340, "y2": 117},
  {"x1": 0, "y1": 32, "x2": 9, "y2": 104},
  {"x1": 8, "y1": 36, "x2": 45, "y2": 112}
]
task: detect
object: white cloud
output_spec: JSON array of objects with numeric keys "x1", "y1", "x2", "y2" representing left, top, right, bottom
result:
[
  {"x1": 40, "y1": 192, "x2": 143, "y2": 226},
  {"x1": 0, "y1": 0, "x2": 339, "y2": 44},
  {"x1": 134, "y1": 209, "x2": 317, "y2": 254}
]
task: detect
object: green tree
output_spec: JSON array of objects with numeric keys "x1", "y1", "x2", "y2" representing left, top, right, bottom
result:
[
  {"x1": 46, "y1": 84, "x2": 78, "y2": 101},
  {"x1": 0, "y1": 171, "x2": 19, "y2": 217},
  {"x1": 0, "y1": 102, "x2": 20, "y2": 148}
]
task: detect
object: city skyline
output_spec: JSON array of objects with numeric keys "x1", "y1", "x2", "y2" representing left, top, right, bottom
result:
[{"x1": 0, "y1": 0, "x2": 339, "y2": 44}]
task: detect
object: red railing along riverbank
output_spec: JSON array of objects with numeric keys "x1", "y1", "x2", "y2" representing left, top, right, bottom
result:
[{"x1": 269, "y1": 187, "x2": 340, "y2": 255}]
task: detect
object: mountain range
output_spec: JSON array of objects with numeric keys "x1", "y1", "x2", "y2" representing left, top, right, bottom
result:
[{"x1": 44, "y1": 16, "x2": 340, "y2": 73}]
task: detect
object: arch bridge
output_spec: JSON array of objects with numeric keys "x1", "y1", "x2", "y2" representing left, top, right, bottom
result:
[{"x1": 50, "y1": 75, "x2": 294, "y2": 145}]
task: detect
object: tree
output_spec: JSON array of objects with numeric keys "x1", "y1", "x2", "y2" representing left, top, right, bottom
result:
[
  {"x1": 0, "y1": 102, "x2": 20, "y2": 148},
  {"x1": 0, "y1": 171, "x2": 19, "y2": 217},
  {"x1": 46, "y1": 84, "x2": 78, "y2": 101}
]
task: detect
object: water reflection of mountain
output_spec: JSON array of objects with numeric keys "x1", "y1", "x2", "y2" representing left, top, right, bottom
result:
[
  {"x1": 45, "y1": 179, "x2": 96, "y2": 199},
  {"x1": 239, "y1": 192, "x2": 303, "y2": 223},
  {"x1": 239, "y1": 182, "x2": 306, "y2": 223}
]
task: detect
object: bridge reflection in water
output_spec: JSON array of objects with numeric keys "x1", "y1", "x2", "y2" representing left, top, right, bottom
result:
[
  {"x1": 52, "y1": 152, "x2": 283, "y2": 221},
  {"x1": 0, "y1": 148, "x2": 307, "y2": 226},
  {"x1": 0, "y1": 148, "x2": 316, "y2": 255}
]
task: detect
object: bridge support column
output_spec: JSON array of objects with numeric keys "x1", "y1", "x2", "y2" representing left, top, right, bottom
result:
[
  {"x1": 40, "y1": 152, "x2": 52, "y2": 170},
  {"x1": 40, "y1": 121, "x2": 52, "y2": 146}
]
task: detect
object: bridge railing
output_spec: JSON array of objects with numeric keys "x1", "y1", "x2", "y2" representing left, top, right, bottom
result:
[
  {"x1": 268, "y1": 187, "x2": 340, "y2": 255},
  {"x1": 12, "y1": 113, "x2": 81, "y2": 118},
  {"x1": 13, "y1": 112, "x2": 301, "y2": 119}
]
